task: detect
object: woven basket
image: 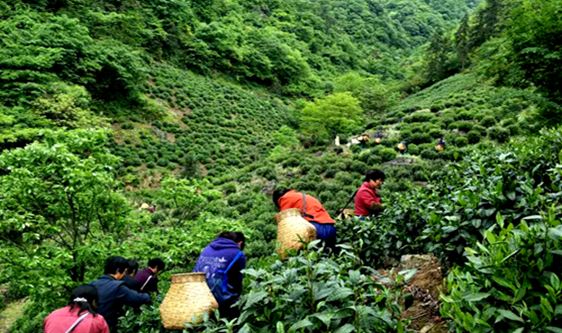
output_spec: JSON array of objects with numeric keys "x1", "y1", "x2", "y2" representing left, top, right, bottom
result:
[
  {"x1": 276, "y1": 208, "x2": 316, "y2": 259},
  {"x1": 159, "y1": 273, "x2": 218, "y2": 330}
]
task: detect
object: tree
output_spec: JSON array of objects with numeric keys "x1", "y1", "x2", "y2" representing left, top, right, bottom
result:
[
  {"x1": 424, "y1": 32, "x2": 456, "y2": 84},
  {"x1": 455, "y1": 14, "x2": 470, "y2": 70},
  {"x1": 300, "y1": 92, "x2": 364, "y2": 145},
  {"x1": 334, "y1": 72, "x2": 399, "y2": 115},
  {"x1": 467, "y1": 0, "x2": 506, "y2": 51},
  {"x1": 506, "y1": 0, "x2": 562, "y2": 103},
  {"x1": 0, "y1": 129, "x2": 129, "y2": 283},
  {"x1": 156, "y1": 177, "x2": 212, "y2": 220}
]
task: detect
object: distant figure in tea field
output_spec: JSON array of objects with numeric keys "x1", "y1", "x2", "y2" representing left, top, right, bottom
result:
[
  {"x1": 273, "y1": 188, "x2": 337, "y2": 251},
  {"x1": 354, "y1": 169, "x2": 385, "y2": 218},
  {"x1": 90, "y1": 256, "x2": 151, "y2": 332},
  {"x1": 44, "y1": 285, "x2": 110, "y2": 333},
  {"x1": 135, "y1": 258, "x2": 166, "y2": 294},
  {"x1": 193, "y1": 231, "x2": 247, "y2": 319}
]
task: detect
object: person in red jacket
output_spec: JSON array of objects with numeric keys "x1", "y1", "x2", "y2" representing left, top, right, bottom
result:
[
  {"x1": 273, "y1": 188, "x2": 336, "y2": 251},
  {"x1": 44, "y1": 285, "x2": 109, "y2": 333},
  {"x1": 354, "y1": 169, "x2": 385, "y2": 218}
]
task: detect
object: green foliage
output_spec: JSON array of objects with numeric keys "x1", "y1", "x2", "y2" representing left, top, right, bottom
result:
[
  {"x1": 466, "y1": 130, "x2": 482, "y2": 144},
  {"x1": 502, "y1": 0, "x2": 562, "y2": 103},
  {"x1": 340, "y1": 127, "x2": 562, "y2": 270},
  {"x1": 333, "y1": 72, "x2": 399, "y2": 115},
  {"x1": 377, "y1": 147, "x2": 398, "y2": 162},
  {"x1": 2, "y1": 1, "x2": 561, "y2": 333},
  {"x1": 155, "y1": 177, "x2": 213, "y2": 220},
  {"x1": 300, "y1": 93, "x2": 364, "y2": 145},
  {"x1": 487, "y1": 126, "x2": 509, "y2": 143},
  {"x1": 0, "y1": 129, "x2": 128, "y2": 283},
  {"x1": 442, "y1": 214, "x2": 562, "y2": 332},
  {"x1": 0, "y1": 8, "x2": 146, "y2": 107},
  {"x1": 233, "y1": 244, "x2": 405, "y2": 333},
  {"x1": 0, "y1": 129, "x2": 135, "y2": 332}
]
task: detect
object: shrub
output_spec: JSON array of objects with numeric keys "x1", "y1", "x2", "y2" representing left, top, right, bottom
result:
[
  {"x1": 334, "y1": 172, "x2": 354, "y2": 185},
  {"x1": 487, "y1": 126, "x2": 510, "y2": 143},
  {"x1": 440, "y1": 114, "x2": 456, "y2": 127},
  {"x1": 506, "y1": 124, "x2": 520, "y2": 136},
  {"x1": 367, "y1": 154, "x2": 382, "y2": 165},
  {"x1": 156, "y1": 158, "x2": 169, "y2": 167},
  {"x1": 350, "y1": 145, "x2": 362, "y2": 154},
  {"x1": 409, "y1": 132, "x2": 432, "y2": 144},
  {"x1": 121, "y1": 122, "x2": 134, "y2": 130},
  {"x1": 428, "y1": 128, "x2": 445, "y2": 138},
  {"x1": 378, "y1": 147, "x2": 397, "y2": 162},
  {"x1": 480, "y1": 116, "x2": 497, "y2": 127},
  {"x1": 452, "y1": 136, "x2": 469, "y2": 147},
  {"x1": 466, "y1": 130, "x2": 482, "y2": 144},
  {"x1": 318, "y1": 191, "x2": 334, "y2": 203},
  {"x1": 233, "y1": 246, "x2": 405, "y2": 332},
  {"x1": 455, "y1": 111, "x2": 473, "y2": 121},
  {"x1": 442, "y1": 217, "x2": 562, "y2": 332},
  {"x1": 449, "y1": 120, "x2": 474, "y2": 132},
  {"x1": 421, "y1": 149, "x2": 438, "y2": 159},
  {"x1": 405, "y1": 111, "x2": 435, "y2": 123},
  {"x1": 407, "y1": 143, "x2": 419, "y2": 155}
]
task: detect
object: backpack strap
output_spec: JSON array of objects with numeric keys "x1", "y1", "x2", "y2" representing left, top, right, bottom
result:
[
  {"x1": 300, "y1": 192, "x2": 315, "y2": 220},
  {"x1": 140, "y1": 275, "x2": 153, "y2": 292},
  {"x1": 219, "y1": 251, "x2": 244, "y2": 293},
  {"x1": 224, "y1": 251, "x2": 243, "y2": 274},
  {"x1": 65, "y1": 312, "x2": 89, "y2": 333}
]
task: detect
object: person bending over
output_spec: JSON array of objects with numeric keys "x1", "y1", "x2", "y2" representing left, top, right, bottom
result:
[{"x1": 273, "y1": 188, "x2": 336, "y2": 251}]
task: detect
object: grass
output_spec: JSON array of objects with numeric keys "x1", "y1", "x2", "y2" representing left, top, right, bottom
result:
[{"x1": 0, "y1": 298, "x2": 28, "y2": 333}]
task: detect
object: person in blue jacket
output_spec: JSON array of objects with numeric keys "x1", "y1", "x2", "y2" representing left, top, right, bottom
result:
[
  {"x1": 90, "y1": 256, "x2": 151, "y2": 332},
  {"x1": 193, "y1": 231, "x2": 246, "y2": 319}
]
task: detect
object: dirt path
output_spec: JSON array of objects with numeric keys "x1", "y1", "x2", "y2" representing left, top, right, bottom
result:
[
  {"x1": 373, "y1": 254, "x2": 448, "y2": 332},
  {"x1": 0, "y1": 299, "x2": 27, "y2": 333}
]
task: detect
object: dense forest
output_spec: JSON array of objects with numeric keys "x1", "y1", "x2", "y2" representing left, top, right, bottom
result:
[{"x1": 0, "y1": 0, "x2": 561, "y2": 332}]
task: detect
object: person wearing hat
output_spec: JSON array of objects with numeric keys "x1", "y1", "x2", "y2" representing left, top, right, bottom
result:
[
  {"x1": 354, "y1": 170, "x2": 385, "y2": 218},
  {"x1": 44, "y1": 285, "x2": 109, "y2": 333}
]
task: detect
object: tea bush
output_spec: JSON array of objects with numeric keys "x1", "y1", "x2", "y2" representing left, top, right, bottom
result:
[
  {"x1": 233, "y1": 244, "x2": 406, "y2": 333},
  {"x1": 442, "y1": 214, "x2": 562, "y2": 332}
]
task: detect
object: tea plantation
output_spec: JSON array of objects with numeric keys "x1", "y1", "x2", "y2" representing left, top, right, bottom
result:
[{"x1": 0, "y1": 0, "x2": 561, "y2": 332}]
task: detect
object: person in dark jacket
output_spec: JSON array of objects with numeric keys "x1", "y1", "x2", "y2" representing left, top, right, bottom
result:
[
  {"x1": 90, "y1": 256, "x2": 151, "y2": 332},
  {"x1": 135, "y1": 258, "x2": 165, "y2": 293},
  {"x1": 193, "y1": 231, "x2": 246, "y2": 319},
  {"x1": 122, "y1": 260, "x2": 141, "y2": 292}
]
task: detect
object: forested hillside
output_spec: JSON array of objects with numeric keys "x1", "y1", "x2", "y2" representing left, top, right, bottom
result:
[{"x1": 0, "y1": 0, "x2": 561, "y2": 332}]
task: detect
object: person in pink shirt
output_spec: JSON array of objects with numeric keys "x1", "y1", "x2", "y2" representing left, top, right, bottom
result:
[
  {"x1": 354, "y1": 169, "x2": 385, "y2": 218},
  {"x1": 44, "y1": 285, "x2": 109, "y2": 333}
]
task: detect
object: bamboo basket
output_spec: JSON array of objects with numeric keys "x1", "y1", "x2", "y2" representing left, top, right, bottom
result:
[
  {"x1": 160, "y1": 273, "x2": 218, "y2": 330},
  {"x1": 276, "y1": 208, "x2": 317, "y2": 259}
]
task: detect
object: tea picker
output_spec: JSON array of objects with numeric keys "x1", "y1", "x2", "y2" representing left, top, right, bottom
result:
[{"x1": 435, "y1": 137, "x2": 446, "y2": 152}]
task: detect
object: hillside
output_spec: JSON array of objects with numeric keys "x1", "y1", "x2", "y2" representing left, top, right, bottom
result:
[{"x1": 0, "y1": 0, "x2": 561, "y2": 332}]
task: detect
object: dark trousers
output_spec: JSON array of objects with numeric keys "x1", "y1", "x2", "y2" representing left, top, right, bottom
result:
[
  {"x1": 218, "y1": 298, "x2": 240, "y2": 320},
  {"x1": 309, "y1": 222, "x2": 337, "y2": 252}
]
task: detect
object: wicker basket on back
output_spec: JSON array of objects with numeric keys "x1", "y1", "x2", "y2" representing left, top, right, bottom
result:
[
  {"x1": 160, "y1": 273, "x2": 218, "y2": 330},
  {"x1": 276, "y1": 208, "x2": 317, "y2": 259}
]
